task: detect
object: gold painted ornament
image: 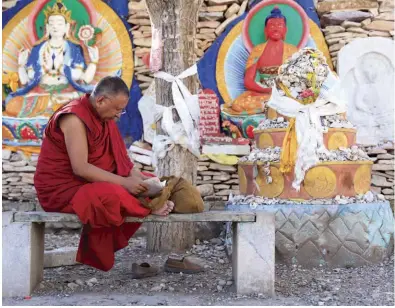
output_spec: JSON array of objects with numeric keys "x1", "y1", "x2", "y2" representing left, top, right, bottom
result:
[
  {"x1": 256, "y1": 165, "x2": 284, "y2": 198},
  {"x1": 238, "y1": 166, "x2": 248, "y2": 194},
  {"x1": 328, "y1": 132, "x2": 348, "y2": 150},
  {"x1": 259, "y1": 133, "x2": 274, "y2": 148},
  {"x1": 304, "y1": 166, "x2": 337, "y2": 198},
  {"x1": 354, "y1": 165, "x2": 371, "y2": 194},
  {"x1": 267, "y1": 107, "x2": 278, "y2": 120}
]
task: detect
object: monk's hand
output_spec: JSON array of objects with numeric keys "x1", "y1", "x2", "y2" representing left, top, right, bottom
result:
[
  {"x1": 122, "y1": 177, "x2": 149, "y2": 196},
  {"x1": 129, "y1": 168, "x2": 150, "y2": 180}
]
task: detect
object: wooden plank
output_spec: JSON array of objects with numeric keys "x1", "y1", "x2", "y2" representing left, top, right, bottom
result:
[{"x1": 13, "y1": 211, "x2": 256, "y2": 223}]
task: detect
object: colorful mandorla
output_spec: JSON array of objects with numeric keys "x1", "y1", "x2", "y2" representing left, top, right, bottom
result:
[{"x1": 2, "y1": 72, "x2": 19, "y2": 92}]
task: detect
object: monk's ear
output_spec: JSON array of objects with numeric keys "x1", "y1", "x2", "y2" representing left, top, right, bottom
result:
[{"x1": 96, "y1": 95, "x2": 106, "y2": 106}]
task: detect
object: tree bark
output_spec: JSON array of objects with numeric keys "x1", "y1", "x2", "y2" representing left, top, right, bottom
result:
[{"x1": 145, "y1": 0, "x2": 203, "y2": 253}]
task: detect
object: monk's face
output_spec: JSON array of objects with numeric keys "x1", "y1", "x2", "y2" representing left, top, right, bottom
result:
[
  {"x1": 95, "y1": 93, "x2": 129, "y2": 121},
  {"x1": 265, "y1": 18, "x2": 286, "y2": 41}
]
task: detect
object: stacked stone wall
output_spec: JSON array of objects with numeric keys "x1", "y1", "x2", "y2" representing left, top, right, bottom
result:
[
  {"x1": 2, "y1": 149, "x2": 240, "y2": 203},
  {"x1": 363, "y1": 144, "x2": 395, "y2": 203},
  {"x1": 316, "y1": 0, "x2": 394, "y2": 68},
  {"x1": 4, "y1": 144, "x2": 395, "y2": 205}
]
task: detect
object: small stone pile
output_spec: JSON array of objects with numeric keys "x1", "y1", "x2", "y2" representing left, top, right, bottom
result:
[
  {"x1": 316, "y1": 0, "x2": 394, "y2": 68},
  {"x1": 2, "y1": 149, "x2": 38, "y2": 202},
  {"x1": 255, "y1": 117, "x2": 288, "y2": 130},
  {"x1": 362, "y1": 142, "x2": 395, "y2": 202},
  {"x1": 128, "y1": 0, "x2": 248, "y2": 93},
  {"x1": 227, "y1": 190, "x2": 386, "y2": 208},
  {"x1": 133, "y1": 155, "x2": 240, "y2": 201}
]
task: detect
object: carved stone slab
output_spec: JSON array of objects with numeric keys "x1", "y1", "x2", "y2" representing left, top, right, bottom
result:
[{"x1": 338, "y1": 37, "x2": 394, "y2": 145}]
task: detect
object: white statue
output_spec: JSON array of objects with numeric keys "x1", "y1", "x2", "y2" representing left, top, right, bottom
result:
[{"x1": 338, "y1": 37, "x2": 394, "y2": 145}]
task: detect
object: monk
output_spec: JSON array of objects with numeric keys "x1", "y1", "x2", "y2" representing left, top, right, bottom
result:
[
  {"x1": 223, "y1": 6, "x2": 299, "y2": 115},
  {"x1": 34, "y1": 76, "x2": 174, "y2": 272}
]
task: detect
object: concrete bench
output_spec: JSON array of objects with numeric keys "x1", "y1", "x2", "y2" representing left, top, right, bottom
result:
[{"x1": 2, "y1": 211, "x2": 275, "y2": 297}]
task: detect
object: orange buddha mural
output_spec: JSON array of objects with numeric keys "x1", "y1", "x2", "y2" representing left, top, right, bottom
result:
[
  {"x1": 202, "y1": 0, "x2": 333, "y2": 139},
  {"x1": 224, "y1": 7, "x2": 298, "y2": 116}
]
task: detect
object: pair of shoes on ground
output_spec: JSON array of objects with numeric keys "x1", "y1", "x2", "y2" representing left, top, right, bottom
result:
[{"x1": 131, "y1": 256, "x2": 204, "y2": 279}]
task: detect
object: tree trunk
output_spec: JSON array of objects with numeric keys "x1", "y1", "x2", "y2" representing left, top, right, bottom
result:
[{"x1": 145, "y1": 0, "x2": 203, "y2": 253}]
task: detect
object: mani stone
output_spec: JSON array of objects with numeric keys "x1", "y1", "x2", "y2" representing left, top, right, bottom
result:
[
  {"x1": 377, "y1": 153, "x2": 395, "y2": 159},
  {"x1": 338, "y1": 37, "x2": 394, "y2": 145},
  {"x1": 197, "y1": 184, "x2": 215, "y2": 197},
  {"x1": 382, "y1": 188, "x2": 394, "y2": 195},
  {"x1": 367, "y1": 148, "x2": 388, "y2": 154},
  {"x1": 369, "y1": 31, "x2": 392, "y2": 37},
  {"x1": 372, "y1": 164, "x2": 395, "y2": 171},
  {"x1": 9, "y1": 160, "x2": 27, "y2": 167},
  {"x1": 213, "y1": 173, "x2": 231, "y2": 181},
  {"x1": 209, "y1": 163, "x2": 236, "y2": 172},
  {"x1": 321, "y1": 11, "x2": 373, "y2": 27},
  {"x1": 341, "y1": 21, "x2": 362, "y2": 28},
  {"x1": 363, "y1": 20, "x2": 394, "y2": 31},
  {"x1": 2, "y1": 150, "x2": 11, "y2": 160},
  {"x1": 377, "y1": 160, "x2": 394, "y2": 165},
  {"x1": 317, "y1": 0, "x2": 378, "y2": 15},
  {"x1": 371, "y1": 174, "x2": 393, "y2": 187},
  {"x1": 214, "y1": 184, "x2": 230, "y2": 190},
  {"x1": 346, "y1": 27, "x2": 369, "y2": 34},
  {"x1": 323, "y1": 26, "x2": 345, "y2": 34}
]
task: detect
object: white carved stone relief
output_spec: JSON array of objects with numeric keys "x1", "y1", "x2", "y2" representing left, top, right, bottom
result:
[{"x1": 338, "y1": 37, "x2": 394, "y2": 145}]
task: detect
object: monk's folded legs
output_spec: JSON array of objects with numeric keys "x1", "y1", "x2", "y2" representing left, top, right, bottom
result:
[{"x1": 68, "y1": 182, "x2": 151, "y2": 271}]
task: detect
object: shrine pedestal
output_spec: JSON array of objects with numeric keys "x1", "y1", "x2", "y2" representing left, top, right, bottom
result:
[
  {"x1": 238, "y1": 161, "x2": 373, "y2": 199},
  {"x1": 225, "y1": 201, "x2": 394, "y2": 267}
]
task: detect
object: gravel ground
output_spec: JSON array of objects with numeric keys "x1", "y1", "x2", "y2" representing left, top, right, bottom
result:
[{"x1": 3, "y1": 229, "x2": 394, "y2": 306}]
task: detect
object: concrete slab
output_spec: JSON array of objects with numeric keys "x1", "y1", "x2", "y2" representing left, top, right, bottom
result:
[
  {"x1": 44, "y1": 247, "x2": 78, "y2": 268},
  {"x1": 232, "y1": 212, "x2": 275, "y2": 296},
  {"x1": 2, "y1": 212, "x2": 44, "y2": 297}
]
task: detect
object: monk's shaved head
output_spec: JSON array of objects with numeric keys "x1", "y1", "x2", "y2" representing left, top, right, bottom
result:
[
  {"x1": 90, "y1": 76, "x2": 130, "y2": 121},
  {"x1": 91, "y1": 76, "x2": 130, "y2": 99}
]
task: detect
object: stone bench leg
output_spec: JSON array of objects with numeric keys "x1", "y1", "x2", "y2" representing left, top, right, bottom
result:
[
  {"x1": 232, "y1": 212, "x2": 275, "y2": 296},
  {"x1": 2, "y1": 212, "x2": 45, "y2": 297}
]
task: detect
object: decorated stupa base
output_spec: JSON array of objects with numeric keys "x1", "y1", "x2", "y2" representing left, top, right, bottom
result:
[
  {"x1": 228, "y1": 48, "x2": 395, "y2": 268},
  {"x1": 254, "y1": 115, "x2": 357, "y2": 150},
  {"x1": 225, "y1": 193, "x2": 394, "y2": 267}
]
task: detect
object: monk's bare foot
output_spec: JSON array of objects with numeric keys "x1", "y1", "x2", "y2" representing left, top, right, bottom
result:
[{"x1": 152, "y1": 200, "x2": 174, "y2": 216}]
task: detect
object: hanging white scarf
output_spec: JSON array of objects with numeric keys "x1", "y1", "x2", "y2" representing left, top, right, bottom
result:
[
  {"x1": 151, "y1": 64, "x2": 201, "y2": 167},
  {"x1": 267, "y1": 71, "x2": 347, "y2": 190}
]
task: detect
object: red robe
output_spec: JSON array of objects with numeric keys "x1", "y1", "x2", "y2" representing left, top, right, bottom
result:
[{"x1": 34, "y1": 94, "x2": 151, "y2": 271}]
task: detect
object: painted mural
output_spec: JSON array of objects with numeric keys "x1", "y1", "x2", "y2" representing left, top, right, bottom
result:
[
  {"x1": 197, "y1": 0, "x2": 333, "y2": 139},
  {"x1": 2, "y1": 0, "x2": 143, "y2": 154}
]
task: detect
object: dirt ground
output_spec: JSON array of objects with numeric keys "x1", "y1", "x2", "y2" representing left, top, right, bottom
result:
[{"x1": 2, "y1": 229, "x2": 394, "y2": 306}]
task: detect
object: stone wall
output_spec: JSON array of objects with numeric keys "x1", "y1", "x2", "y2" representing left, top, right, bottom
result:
[
  {"x1": 2, "y1": 149, "x2": 240, "y2": 203},
  {"x1": 316, "y1": 0, "x2": 394, "y2": 68},
  {"x1": 5, "y1": 143, "x2": 394, "y2": 205},
  {"x1": 363, "y1": 143, "x2": 395, "y2": 203},
  {"x1": 2, "y1": 150, "x2": 38, "y2": 202}
]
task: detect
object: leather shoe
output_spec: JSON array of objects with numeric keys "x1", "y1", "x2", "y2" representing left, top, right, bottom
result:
[
  {"x1": 164, "y1": 256, "x2": 204, "y2": 274},
  {"x1": 131, "y1": 262, "x2": 159, "y2": 279}
]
